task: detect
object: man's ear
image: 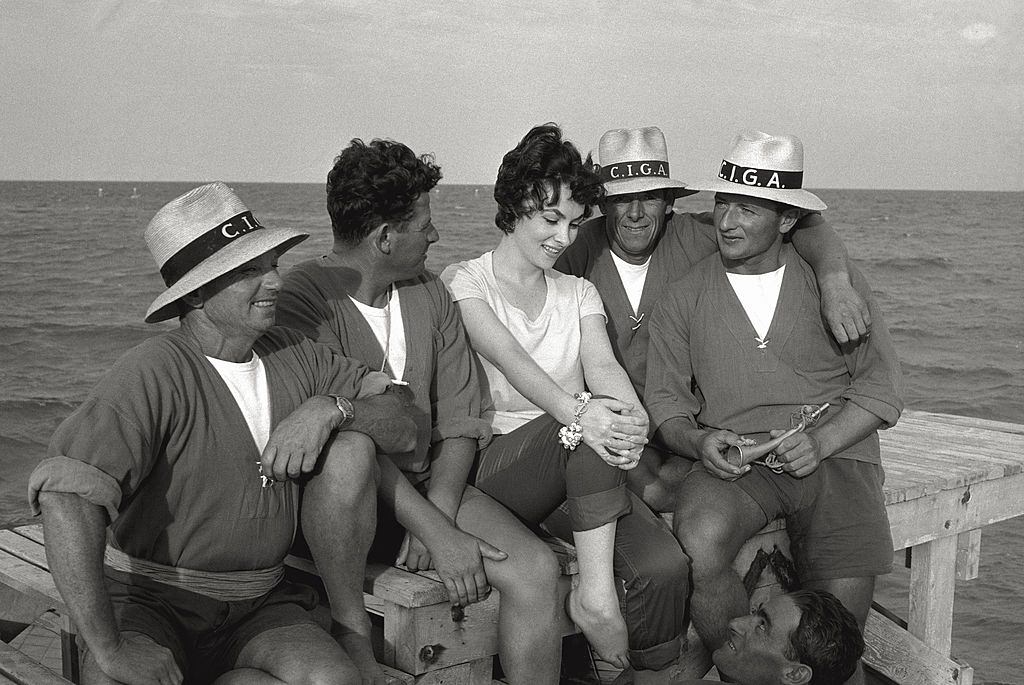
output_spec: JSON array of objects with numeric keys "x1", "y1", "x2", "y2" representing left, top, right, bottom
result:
[
  {"x1": 373, "y1": 222, "x2": 392, "y2": 255},
  {"x1": 780, "y1": 662, "x2": 812, "y2": 685},
  {"x1": 778, "y1": 208, "x2": 801, "y2": 235},
  {"x1": 180, "y1": 290, "x2": 203, "y2": 309}
]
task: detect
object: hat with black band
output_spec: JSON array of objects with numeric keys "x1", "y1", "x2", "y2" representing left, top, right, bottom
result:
[
  {"x1": 143, "y1": 182, "x2": 308, "y2": 323},
  {"x1": 596, "y1": 126, "x2": 698, "y2": 199},
  {"x1": 689, "y1": 130, "x2": 827, "y2": 211}
]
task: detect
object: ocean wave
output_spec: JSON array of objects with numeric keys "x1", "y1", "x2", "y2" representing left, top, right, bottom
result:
[
  {"x1": 0, "y1": 398, "x2": 77, "y2": 447},
  {"x1": 0, "y1": 321, "x2": 160, "y2": 346},
  {"x1": 871, "y1": 255, "x2": 954, "y2": 271}
]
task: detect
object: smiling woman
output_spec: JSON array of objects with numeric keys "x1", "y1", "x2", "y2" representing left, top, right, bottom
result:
[{"x1": 441, "y1": 124, "x2": 696, "y2": 683}]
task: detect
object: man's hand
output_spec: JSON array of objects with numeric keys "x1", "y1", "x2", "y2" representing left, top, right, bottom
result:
[
  {"x1": 425, "y1": 527, "x2": 507, "y2": 607},
  {"x1": 261, "y1": 395, "x2": 340, "y2": 482},
  {"x1": 771, "y1": 430, "x2": 824, "y2": 478},
  {"x1": 396, "y1": 531, "x2": 433, "y2": 571},
  {"x1": 580, "y1": 397, "x2": 648, "y2": 468},
  {"x1": 94, "y1": 633, "x2": 182, "y2": 685},
  {"x1": 697, "y1": 429, "x2": 750, "y2": 480},
  {"x1": 819, "y1": 274, "x2": 871, "y2": 344}
]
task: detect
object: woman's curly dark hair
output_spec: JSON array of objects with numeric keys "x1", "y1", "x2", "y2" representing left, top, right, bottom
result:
[
  {"x1": 326, "y1": 138, "x2": 442, "y2": 245},
  {"x1": 493, "y1": 124, "x2": 604, "y2": 234}
]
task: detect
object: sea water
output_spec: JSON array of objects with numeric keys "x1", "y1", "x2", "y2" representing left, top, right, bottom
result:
[{"x1": 1, "y1": 181, "x2": 1021, "y2": 682}]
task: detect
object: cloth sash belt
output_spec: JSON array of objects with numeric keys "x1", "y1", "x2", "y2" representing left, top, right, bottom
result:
[{"x1": 103, "y1": 545, "x2": 285, "y2": 601}]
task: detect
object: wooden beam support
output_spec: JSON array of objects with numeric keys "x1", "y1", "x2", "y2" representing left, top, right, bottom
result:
[
  {"x1": 864, "y1": 607, "x2": 973, "y2": 685},
  {"x1": 908, "y1": 535, "x2": 958, "y2": 656},
  {"x1": 955, "y1": 530, "x2": 981, "y2": 581}
]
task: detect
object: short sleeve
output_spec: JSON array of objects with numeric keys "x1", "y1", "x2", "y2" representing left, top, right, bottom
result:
[
  {"x1": 579, "y1": 277, "x2": 607, "y2": 322},
  {"x1": 441, "y1": 260, "x2": 488, "y2": 303}
]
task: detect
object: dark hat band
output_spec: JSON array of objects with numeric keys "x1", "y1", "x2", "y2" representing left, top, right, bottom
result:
[
  {"x1": 599, "y1": 159, "x2": 671, "y2": 183},
  {"x1": 159, "y1": 211, "x2": 263, "y2": 286},
  {"x1": 719, "y1": 160, "x2": 803, "y2": 190}
]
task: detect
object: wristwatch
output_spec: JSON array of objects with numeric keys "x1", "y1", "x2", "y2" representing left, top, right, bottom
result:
[{"x1": 328, "y1": 394, "x2": 355, "y2": 426}]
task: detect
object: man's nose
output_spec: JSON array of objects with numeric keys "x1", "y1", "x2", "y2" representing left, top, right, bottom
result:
[
  {"x1": 263, "y1": 267, "x2": 283, "y2": 291},
  {"x1": 627, "y1": 198, "x2": 644, "y2": 220},
  {"x1": 427, "y1": 225, "x2": 440, "y2": 243},
  {"x1": 719, "y1": 205, "x2": 739, "y2": 230}
]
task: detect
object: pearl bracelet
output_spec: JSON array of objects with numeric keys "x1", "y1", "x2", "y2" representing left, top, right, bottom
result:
[{"x1": 558, "y1": 391, "x2": 592, "y2": 451}]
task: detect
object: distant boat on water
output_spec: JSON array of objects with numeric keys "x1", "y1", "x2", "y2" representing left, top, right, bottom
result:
[
  {"x1": 130, "y1": 187, "x2": 140, "y2": 199},
  {"x1": 97, "y1": 187, "x2": 103, "y2": 197}
]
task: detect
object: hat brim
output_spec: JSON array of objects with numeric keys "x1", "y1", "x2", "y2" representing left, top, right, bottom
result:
[
  {"x1": 688, "y1": 177, "x2": 826, "y2": 211},
  {"x1": 145, "y1": 228, "x2": 309, "y2": 323},
  {"x1": 603, "y1": 177, "x2": 700, "y2": 200}
]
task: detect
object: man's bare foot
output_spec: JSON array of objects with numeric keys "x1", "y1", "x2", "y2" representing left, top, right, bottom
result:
[
  {"x1": 567, "y1": 586, "x2": 630, "y2": 669},
  {"x1": 332, "y1": 621, "x2": 389, "y2": 684}
]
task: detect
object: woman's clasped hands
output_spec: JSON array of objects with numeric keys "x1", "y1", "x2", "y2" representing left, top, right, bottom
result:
[{"x1": 578, "y1": 396, "x2": 648, "y2": 470}]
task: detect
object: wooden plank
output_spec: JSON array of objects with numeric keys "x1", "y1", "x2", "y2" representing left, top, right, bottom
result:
[
  {"x1": 11, "y1": 528, "x2": 44, "y2": 546},
  {"x1": 913, "y1": 410, "x2": 1024, "y2": 435},
  {"x1": 887, "y1": 471, "x2": 1024, "y2": 549},
  {"x1": 286, "y1": 555, "x2": 449, "y2": 608},
  {"x1": 864, "y1": 607, "x2": 973, "y2": 685},
  {"x1": 955, "y1": 530, "x2": 981, "y2": 581},
  {"x1": 0, "y1": 554, "x2": 64, "y2": 612},
  {"x1": 379, "y1": 664, "x2": 415, "y2": 685},
  {"x1": 385, "y1": 592, "x2": 502, "y2": 675},
  {"x1": 0, "y1": 532, "x2": 49, "y2": 571},
  {"x1": 411, "y1": 658, "x2": 491, "y2": 685},
  {"x1": 0, "y1": 640, "x2": 74, "y2": 685},
  {"x1": 908, "y1": 536, "x2": 958, "y2": 655}
]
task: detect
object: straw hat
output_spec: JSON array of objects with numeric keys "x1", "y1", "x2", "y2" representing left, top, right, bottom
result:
[
  {"x1": 144, "y1": 182, "x2": 308, "y2": 323},
  {"x1": 597, "y1": 126, "x2": 698, "y2": 199},
  {"x1": 691, "y1": 131, "x2": 826, "y2": 211}
]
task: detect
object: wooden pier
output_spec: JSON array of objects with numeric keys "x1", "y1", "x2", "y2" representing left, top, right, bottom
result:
[{"x1": 2, "y1": 409, "x2": 1023, "y2": 684}]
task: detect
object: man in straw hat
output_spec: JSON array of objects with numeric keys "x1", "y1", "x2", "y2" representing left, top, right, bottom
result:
[
  {"x1": 644, "y1": 131, "x2": 902, "y2": 684},
  {"x1": 276, "y1": 138, "x2": 567, "y2": 684},
  {"x1": 30, "y1": 181, "x2": 415, "y2": 684},
  {"x1": 555, "y1": 126, "x2": 872, "y2": 514}
]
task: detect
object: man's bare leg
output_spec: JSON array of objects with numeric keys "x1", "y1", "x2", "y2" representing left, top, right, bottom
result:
[
  {"x1": 455, "y1": 487, "x2": 562, "y2": 685},
  {"x1": 674, "y1": 473, "x2": 767, "y2": 651},
  {"x1": 301, "y1": 431, "x2": 382, "y2": 682},
  {"x1": 223, "y1": 623, "x2": 361, "y2": 684}
]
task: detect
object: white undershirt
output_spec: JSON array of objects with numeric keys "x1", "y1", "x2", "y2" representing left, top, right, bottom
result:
[
  {"x1": 349, "y1": 287, "x2": 407, "y2": 380},
  {"x1": 206, "y1": 352, "x2": 272, "y2": 452},
  {"x1": 726, "y1": 265, "x2": 786, "y2": 342},
  {"x1": 610, "y1": 252, "x2": 651, "y2": 315}
]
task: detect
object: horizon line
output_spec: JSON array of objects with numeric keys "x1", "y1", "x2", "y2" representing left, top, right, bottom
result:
[{"x1": 1, "y1": 179, "x2": 1021, "y2": 194}]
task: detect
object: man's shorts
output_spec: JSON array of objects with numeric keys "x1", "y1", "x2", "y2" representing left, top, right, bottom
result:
[
  {"x1": 730, "y1": 457, "x2": 893, "y2": 581},
  {"x1": 98, "y1": 567, "x2": 321, "y2": 682}
]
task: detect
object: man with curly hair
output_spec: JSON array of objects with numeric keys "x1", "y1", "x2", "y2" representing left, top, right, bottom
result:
[{"x1": 277, "y1": 138, "x2": 565, "y2": 684}]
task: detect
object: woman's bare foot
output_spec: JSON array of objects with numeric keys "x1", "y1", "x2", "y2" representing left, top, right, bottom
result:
[{"x1": 567, "y1": 584, "x2": 630, "y2": 668}]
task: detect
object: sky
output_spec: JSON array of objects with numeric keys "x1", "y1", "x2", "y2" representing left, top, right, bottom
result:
[{"x1": 2, "y1": 0, "x2": 1021, "y2": 191}]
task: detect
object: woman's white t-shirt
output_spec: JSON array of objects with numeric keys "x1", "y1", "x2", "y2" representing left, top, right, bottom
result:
[{"x1": 442, "y1": 251, "x2": 606, "y2": 435}]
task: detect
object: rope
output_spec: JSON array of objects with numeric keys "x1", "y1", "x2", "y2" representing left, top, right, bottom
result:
[{"x1": 104, "y1": 546, "x2": 284, "y2": 601}]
